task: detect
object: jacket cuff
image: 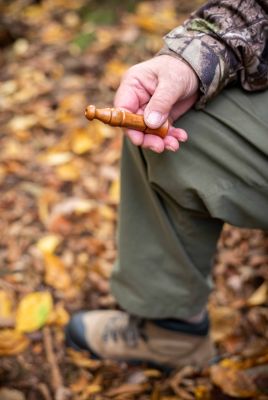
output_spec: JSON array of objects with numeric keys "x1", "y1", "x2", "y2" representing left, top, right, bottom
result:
[{"x1": 157, "y1": 25, "x2": 238, "y2": 108}]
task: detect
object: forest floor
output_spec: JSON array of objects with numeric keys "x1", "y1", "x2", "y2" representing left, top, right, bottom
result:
[{"x1": 0, "y1": 1, "x2": 267, "y2": 399}]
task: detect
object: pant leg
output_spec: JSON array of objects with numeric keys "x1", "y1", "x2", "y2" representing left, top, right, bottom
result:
[{"x1": 110, "y1": 87, "x2": 268, "y2": 320}]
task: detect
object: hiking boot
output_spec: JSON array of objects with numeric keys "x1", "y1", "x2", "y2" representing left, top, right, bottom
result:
[{"x1": 65, "y1": 310, "x2": 215, "y2": 369}]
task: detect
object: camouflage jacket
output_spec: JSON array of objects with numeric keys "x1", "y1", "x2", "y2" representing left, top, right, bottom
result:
[{"x1": 158, "y1": 0, "x2": 268, "y2": 107}]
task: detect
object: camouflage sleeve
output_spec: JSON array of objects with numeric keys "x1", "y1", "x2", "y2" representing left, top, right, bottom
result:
[{"x1": 158, "y1": 0, "x2": 268, "y2": 108}]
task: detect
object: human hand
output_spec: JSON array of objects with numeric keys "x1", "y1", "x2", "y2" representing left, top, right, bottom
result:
[{"x1": 114, "y1": 55, "x2": 199, "y2": 153}]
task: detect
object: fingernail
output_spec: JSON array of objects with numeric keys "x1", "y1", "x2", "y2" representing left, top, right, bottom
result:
[
  {"x1": 166, "y1": 145, "x2": 176, "y2": 152},
  {"x1": 149, "y1": 146, "x2": 159, "y2": 152},
  {"x1": 180, "y1": 131, "x2": 188, "y2": 142},
  {"x1": 146, "y1": 111, "x2": 163, "y2": 127}
]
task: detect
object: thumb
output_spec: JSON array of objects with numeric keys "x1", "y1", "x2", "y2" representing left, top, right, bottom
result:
[{"x1": 144, "y1": 79, "x2": 184, "y2": 128}]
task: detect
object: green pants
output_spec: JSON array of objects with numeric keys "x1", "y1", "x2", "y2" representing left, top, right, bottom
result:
[{"x1": 110, "y1": 87, "x2": 268, "y2": 320}]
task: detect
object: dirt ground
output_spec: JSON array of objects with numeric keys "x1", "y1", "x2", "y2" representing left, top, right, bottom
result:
[{"x1": 0, "y1": 1, "x2": 267, "y2": 399}]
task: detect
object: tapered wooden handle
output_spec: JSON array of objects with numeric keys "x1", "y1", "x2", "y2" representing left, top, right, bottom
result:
[{"x1": 85, "y1": 105, "x2": 169, "y2": 138}]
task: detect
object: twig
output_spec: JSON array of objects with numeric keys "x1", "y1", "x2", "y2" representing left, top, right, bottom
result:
[
  {"x1": 37, "y1": 383, "x2": 53, "y2": 400},
  {"x1": 43, "y1": 326, "x2": 70, "y2": 400}
]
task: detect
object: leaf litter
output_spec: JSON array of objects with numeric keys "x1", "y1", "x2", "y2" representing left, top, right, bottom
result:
[{"x1": 0, "y1": 0, "x2": 268, "y2": 399}]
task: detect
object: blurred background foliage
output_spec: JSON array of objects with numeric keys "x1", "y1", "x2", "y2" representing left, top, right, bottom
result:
[{"x1": 0, "y1": 1, "x2": 267, "y2": 399}]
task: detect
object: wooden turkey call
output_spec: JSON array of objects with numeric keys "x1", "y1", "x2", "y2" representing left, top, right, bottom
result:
[{"x1": 85, "y1": 105, "x2": 169, "y2": 138}]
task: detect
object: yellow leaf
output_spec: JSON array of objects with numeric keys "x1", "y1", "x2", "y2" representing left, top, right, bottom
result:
[
  {"x1": 247, "y1": 282, "x2": 268, "y2": 306},
  {"x1": 8, "y1": 115, "x2": 38, "y2": 131},
  {"x1": 131, "y1": 3, "x2": 179, "y2": 34},
  {"x1": 0, "y1": 290, "x2": 13, "y2": 318},
  {"x1": 41, "y1": 22, "x2": 68, "y2": 45},
  {"x1": 67, "y1": 348, "x2": 102, "y2": 370},
  {"x1": 0, "y1": 329, "x2": 29, "y2": 356},
  {"x1": 83, "y1": 385, "x2": 102, "y2": 396},
  {"x1": 36, "y1": 235, "x2": 62, "y2": 255},
  {"x1": 55, "y1": 162, "x2": 80, "y2": 181},
  {"x1": 38, "y1": 151, "x2": 73, "y2": 166},
  {"x1": 16, "y1": 292, "x2": 53, "y2": 333},
  {"x1": 103, "y1": 59, "x2": 129, "y2": 88},
  {"x1": 47, "y1": 303, "x2": 70, "y2": 326},
  {"x1": 70, "y1": 124, "x2": 106, "y2": 153},
  {"x1": 70, "y1": 128, "x2": 95, "y2": 154},
  {"x1": 99, "y1": 205, "x2": 116, "y2": 221},
  {"x1": 109, "y1": 178, "x2": 120, "y2": 204},
  {"x1": 44, "y1": 253, "x2": 71, "y2": 291},
  {"x1": 56, "y1": 93, "x2": 87, "y2": 123}
]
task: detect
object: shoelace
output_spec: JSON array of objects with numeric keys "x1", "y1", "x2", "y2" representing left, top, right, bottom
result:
[{"x1": 102, "y1": 315, "x2": 146, "y2": 348}]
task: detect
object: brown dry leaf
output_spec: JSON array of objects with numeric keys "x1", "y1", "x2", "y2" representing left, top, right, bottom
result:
[
  {"x1": 105, "y1": 383, "x2": 150, "y2": 397},
  {"x1": 210, "y1": 363, "x2": 258, "y2": 398},
  {"x1": 0, "y1": 388, "x2": 26, "y2": 400},
  {"x1": 16, "y1": 292, "x2": 53, "y2": 333},
  {"x1": 70, "y1": 374, "x2": 90, "y2": 394},
  {"x1": 0, "y1": 165, "x2": 7, "y2": 183},
  {"x1": 56, "y1": 93, "x2": 87, "y2": 123},
  {"x1": 50, "y1": 197, "x2": 96, "y2": 216},
  {"x1": 0, "y1": 290, "x2": 13, "y2": 318},
  {"x1": 67, "y1": 348, "x2": 102, "y2": 370},
  {"x1": 161, "y1": 398, "x2": 182, "y2": 400},
  {"x1": 209, "y1": 305, "x2": 240, "y2": 342},
  {"x1": 44, "y1": 253, "x2": 72, "y2": 291},
  {"x1": 0, "y1": 329, "x2": 29, "y2": 356},
  {"x1": 143, "y1": 369, "x2": 162, "y2": 379},
  {"x1": 38, "y1": 189, "x2": 60, "y2": 225},
  {"x1": 247, "y1": 282, "x2": 268, "y2": 306},
  {"x1": 1, "y1": 140, "x2": 30, "y2": 161}
]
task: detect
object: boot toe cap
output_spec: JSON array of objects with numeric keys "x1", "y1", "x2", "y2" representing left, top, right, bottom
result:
[{"x1": 65, "y1": 312, "x2": 90, "y2": 351}]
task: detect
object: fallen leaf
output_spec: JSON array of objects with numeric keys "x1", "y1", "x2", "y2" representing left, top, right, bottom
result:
[
  {"x1": 247, "y1": 282, "x2": 268, "y2": 306},
  {"x1": 8, "y1": 115, "x2": 38, "y2": 131},
  {"x1": 210, "y1": 363, "x2": 258, "y2": 398},
  {"x1": 105, "y1": 383, "x2": 150, "y2": 397},
  {"x1": 67, "y1": 348, "x2": 102, "y2": 370},
  {"x1": 38, "y1": 189, "x2": 59, "y2": 225},
  {"x1": 209, "y1": 305, "x2": 240, "y2": 342},
  {"x1": 0, "y1": 388, "x2": 26, "y2": 400},
  {"x1": 47, "y1": 303, "x2": 70, "y2": 326},
  {"x1": 103, "y1": 59, "x2": 130, "y2": 88},
  {"x1": 55, "y1": 162, "x2": 80, "y2": 181},
  {"x1": 44, "y1": 253, "x2": 72, "y2": 291},
  {"x1": 38, "y1": 151, "x2": 73, "y2": 166},
  {"x1": 70, "y1": 128, "x2": 97, "y2": 154},
  {"x1": 0, "y1": 329, "x2": 29, "y2": 356},
  {"x1": 0, "y1": 290, "x2": 13, "y2": 318},
  {"x1": 130, "y1": 3, "x2": 179, "y2": 34},
  {"x1": 109, "y1": 178, "x2": 120, "y2": 204},
  {"x1": 36, "y1": 234, "x2": 62, "y2": 255},
  {"x1": 16, "y1": 292, "x2": 53, "y2": 333}
]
